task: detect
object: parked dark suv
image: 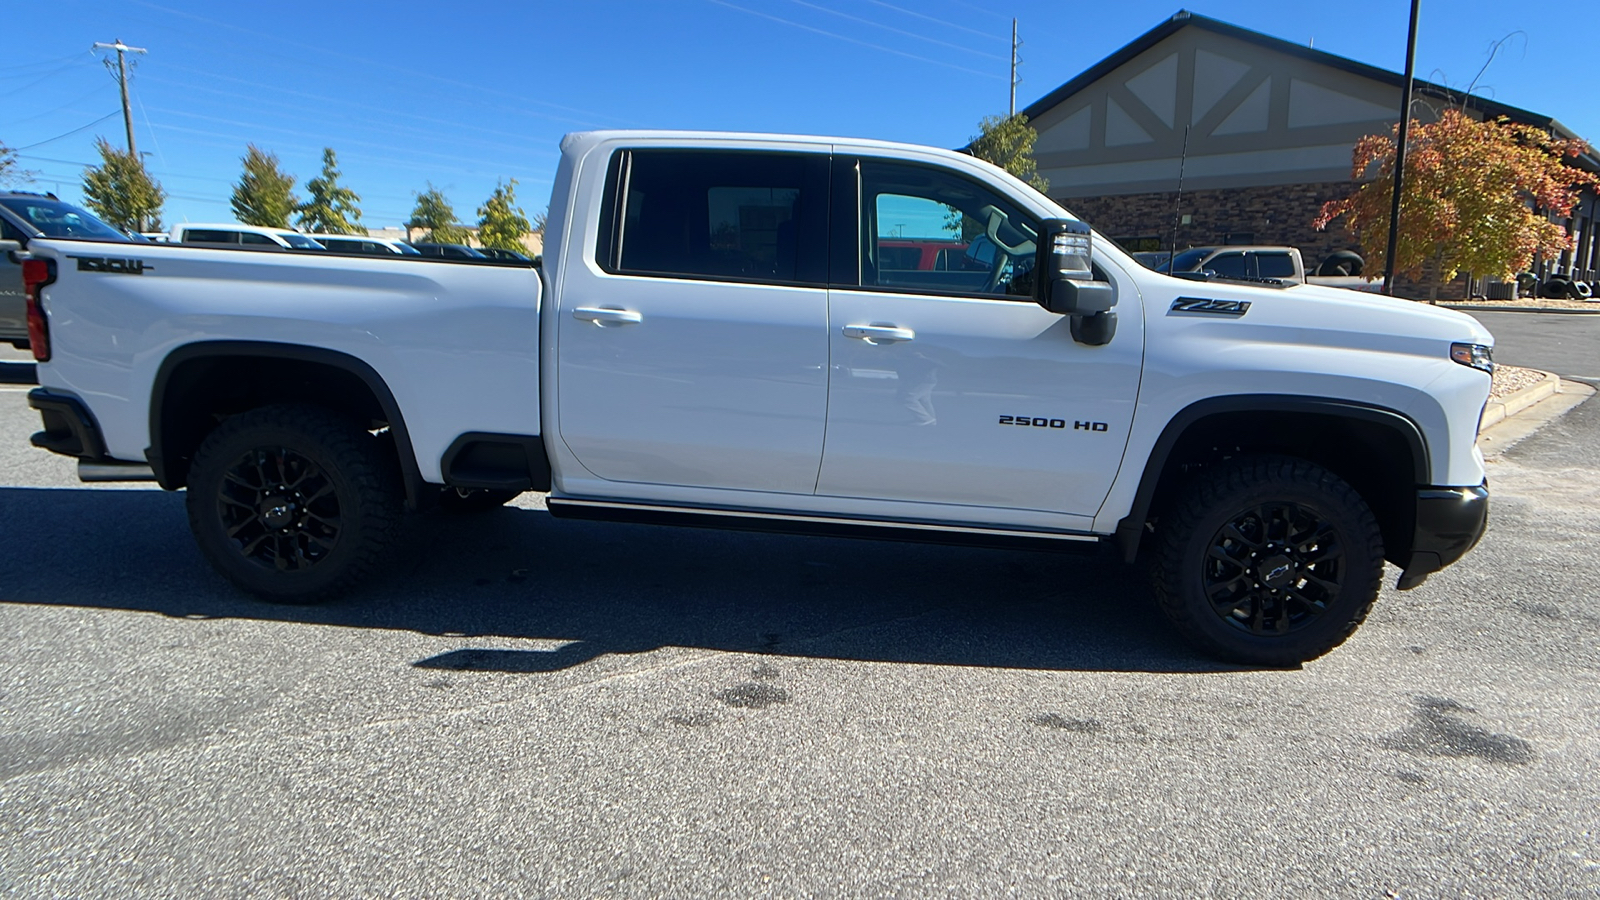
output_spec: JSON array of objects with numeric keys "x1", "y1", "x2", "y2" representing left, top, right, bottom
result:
[{"x1": 0, "y1": 192, "x2": 131, "y2": 347}]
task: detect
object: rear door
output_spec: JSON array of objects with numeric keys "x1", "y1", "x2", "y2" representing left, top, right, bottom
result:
[{"x1": 555, "y1": 148, "x2": 833, "y2": 495}]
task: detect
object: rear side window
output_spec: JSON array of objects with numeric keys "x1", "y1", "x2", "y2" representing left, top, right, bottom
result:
[
  {"x1": 239, "y1": 232, "x2": 277, "y2": 246},
  {"x1": 1205, "y1": 252, "x2": 1250, "y2": 279},
  {"x1": 1255, "y1": 252, "x2": 1298, "y2": 279},
  {"x1": 597, "y1": 149, "x2": 829, "y2": 286},
  {"x1": 184, "y1": 229, "x2": 240, "y2": 244}
]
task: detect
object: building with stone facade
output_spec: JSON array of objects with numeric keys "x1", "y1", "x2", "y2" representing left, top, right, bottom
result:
[{"x1": 1021, "y1": 11, "x2": 1599, "y2": 296}]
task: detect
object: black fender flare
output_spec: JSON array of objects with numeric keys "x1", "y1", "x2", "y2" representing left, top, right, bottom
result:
[
  {"x1": 146, "y1": 340, "x2": 426, "y2": 508},
  {"x1": 1113, "y1": 395, "x2": 1430, "y2": 561}
]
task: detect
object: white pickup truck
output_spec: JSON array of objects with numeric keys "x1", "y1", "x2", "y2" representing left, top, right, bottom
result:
[{"x1": 13, "y1": 130, "x2": 1495, "y2": 665}]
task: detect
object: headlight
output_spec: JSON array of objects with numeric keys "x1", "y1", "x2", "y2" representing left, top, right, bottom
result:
[{"x1": 1450, "y1": 342, "x2": 1493, "y2": 375}]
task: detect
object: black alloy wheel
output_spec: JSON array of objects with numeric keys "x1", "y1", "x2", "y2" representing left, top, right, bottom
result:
[
  {"x1": 217, "y1": 446, "x2": 343, "y2": 572},
  {"x1": 1201, "y1": 501, "x2": 1343, "y2": 636},
  {"x1": 186, "y1": 404, "x2": 401, "y2": 603},
  {"x1": 1151, "y1": 456, "x2": 1384, "y2": 666}
]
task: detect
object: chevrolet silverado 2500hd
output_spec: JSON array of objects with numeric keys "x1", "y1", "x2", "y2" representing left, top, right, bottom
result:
[{"x1": 16, "y1": 130, "x2": 1494, "y2": 665}]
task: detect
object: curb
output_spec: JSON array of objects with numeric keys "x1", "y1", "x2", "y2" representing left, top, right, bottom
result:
[
  {"x1": 1479, "y1": 369, "x2": 1560, "y2": 431},
  {"x1": 1443, "y1": 304, "x2": 1600, "y2": 315}
]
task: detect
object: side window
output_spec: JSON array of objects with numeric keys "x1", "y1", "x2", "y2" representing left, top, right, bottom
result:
[
  {"x1": 1205, "y1": 252, "x2": 1250, "y2": 279},
  {"x1": 184, "y1": 229, "x2": 239, "y2": 243},
  {"x1": 858, "y1": 159, "x2": 1039, "y2": 299},
  {"x1": 239, "y1": 232, "x2": 275, "y2": 246},
  {"x1": 0, "y1": 217, "x2": 23, "y2": 242},
  {"x1": 1255, "y1": 252, "x2": 1298, "y2": 279},
  {"x1": 597, "y1": 149, "x2": 829, "y2": 285}
]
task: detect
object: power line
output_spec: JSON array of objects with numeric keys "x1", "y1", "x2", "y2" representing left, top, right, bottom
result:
[
  {"x1": 780, "y1": 0, "x2": 1006, "y2": 61},
  {"x1": 124, "y1": 0, "x2": 636, "y2": 127},
  {"x1": 858, "y1": 0, "x2": 1008, "y2": 42},
  {"x1": 706, "y1": 0, "x2": 1003, "y2": 79},
  {"x1": 13, "y1": 111, "x2": 121, "y2": 150}
]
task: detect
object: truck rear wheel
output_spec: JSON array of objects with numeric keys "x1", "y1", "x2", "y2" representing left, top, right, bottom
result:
[
  {"x1": 1151, "y1": 456, "x2": 1384, "y2": 666},
  {"x1": 186, "y1": 404, "x2": 401, "y2": 604}
]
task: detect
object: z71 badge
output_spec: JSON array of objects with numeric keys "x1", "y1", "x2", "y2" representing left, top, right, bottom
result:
[{"x1": 999, "y1": 416, "x2": 1108, "y2": 432}]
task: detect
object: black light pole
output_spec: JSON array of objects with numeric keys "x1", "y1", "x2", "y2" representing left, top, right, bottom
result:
[{"x1": 1382, "y1": 0, "x2": 1421, "y2": 295}]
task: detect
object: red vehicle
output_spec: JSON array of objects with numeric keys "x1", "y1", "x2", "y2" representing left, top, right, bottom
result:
[{"x1": 876, "y1": 239, "x2": 969, "y2": 271}]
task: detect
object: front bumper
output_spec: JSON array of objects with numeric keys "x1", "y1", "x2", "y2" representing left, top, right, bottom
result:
[{"x1": 1396, "y1": 482, "x2": 1490, "y2": 590}]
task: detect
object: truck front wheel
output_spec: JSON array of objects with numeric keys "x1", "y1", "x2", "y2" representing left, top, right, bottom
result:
[
  {"x1": 186, "y1": 405, "x2": 402, "y2": 604},
  {"x1": 1151, "y1": 456, "x2": 1384, "y2": 666}
]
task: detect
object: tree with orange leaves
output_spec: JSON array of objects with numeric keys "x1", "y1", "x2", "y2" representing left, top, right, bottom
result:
[{"x1": 1315, "y1": 110, "x2": 1595, "y2": 286}]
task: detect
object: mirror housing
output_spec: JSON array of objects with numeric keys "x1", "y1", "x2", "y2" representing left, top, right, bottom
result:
[{"x1": 1036, "y1": 218, "x2": 1117, "y2": 345}]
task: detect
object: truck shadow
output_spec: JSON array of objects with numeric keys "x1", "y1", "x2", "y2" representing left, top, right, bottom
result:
[{"x1": 0, "y1": 486, "x2": 1242, "y2": 674}]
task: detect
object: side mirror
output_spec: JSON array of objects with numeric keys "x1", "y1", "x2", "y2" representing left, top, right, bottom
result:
[{"x1": 1036, "y1": 219, "x2": 1117, "y2": 346}]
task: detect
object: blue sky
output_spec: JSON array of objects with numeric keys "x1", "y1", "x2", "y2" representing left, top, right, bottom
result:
[{"x1": 3, "y1": 0, "x2": 1592, "y2": 230}]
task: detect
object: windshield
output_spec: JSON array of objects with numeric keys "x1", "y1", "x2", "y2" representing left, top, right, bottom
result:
[
  {"x1": 280, "y1": 232, "x2": 325, "y2": 249},
  {"x1": 1157, "y1": 248, "x2": 1212, "y2": 273},
  {"x1": 0, "y1": 197, "x2": 130, "y2": 242}
]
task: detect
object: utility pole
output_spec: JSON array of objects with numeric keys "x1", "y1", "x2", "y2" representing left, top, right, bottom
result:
[
  {"x1": 93, "y1": 39, "x2": 147, "y2": 157},
  {"x1": 1009, "y1": 19, "x2": 1020, "y2": 117},
  {"x1": 1381, "y1": 1, "x2": 1419, "y2": 296}
]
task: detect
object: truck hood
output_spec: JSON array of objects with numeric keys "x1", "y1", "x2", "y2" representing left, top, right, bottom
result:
[{"x1": 1178, "y1": 278, "x2": 1496, "y2": 348}]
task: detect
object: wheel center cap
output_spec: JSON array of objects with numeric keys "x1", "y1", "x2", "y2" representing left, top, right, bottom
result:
[
  {"x1": 261, "y1": 497, "x2": 296, "y2": 529},
  {"x1": 1258, "y1": 555, "x2": 1295, "y2": 588}
]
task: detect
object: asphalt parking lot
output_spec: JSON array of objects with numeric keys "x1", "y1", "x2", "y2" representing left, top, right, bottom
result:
[{"x1": 2, "y1": 317, "x2": 1599, "y2": 897}]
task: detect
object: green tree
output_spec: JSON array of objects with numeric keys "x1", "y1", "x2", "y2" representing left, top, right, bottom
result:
[
  {"x1": 1, "y1": 140, "x2": 38, "y2": 187},
  {"x1": 80, "y1": 137, "x2": 165, "y2": 232},
  {"x1": 968, "y1": 113, "x2": 1049, "y2": 193},
  {"x1": 1315, "y1": 110, "x2": 1597, "y2": 287},
  {"x1": 406, "y1": 184, "x2": 469, "y2": 244},
  {"x1": 296, "y1": 147, "x2": 364, "y2": 234},
  {"x1": 230, "y1": 144, "x2": 298, "y2": 228},
  {"x1": 476, "y1": 179, "x2": 532, "y2": 252}
]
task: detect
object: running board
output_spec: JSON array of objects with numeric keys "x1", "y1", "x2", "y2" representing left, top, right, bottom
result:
[{"x1": 546, "y1": 498, "x2": 1102, "y2": 552}]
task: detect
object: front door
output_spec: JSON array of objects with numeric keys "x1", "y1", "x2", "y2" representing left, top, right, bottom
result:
[
  {"x1": 556, "y1": 148, "x2": 833, "y2": 495},
  {"x1": 816, "y1": 158, "x2": 1142, "y2": 519}
]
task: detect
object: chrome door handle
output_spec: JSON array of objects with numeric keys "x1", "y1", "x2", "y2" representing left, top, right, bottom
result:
[
  {"x1": 573, "y1": 306, "x2": 642, "y2": 326},
  {"x1": 842, "y1": 324, "x2": 914, "y2": 345}
]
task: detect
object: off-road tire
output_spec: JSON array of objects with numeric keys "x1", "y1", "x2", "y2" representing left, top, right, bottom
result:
[
  {"x1": 186, "y1": 404, "x2": 402, "y2": 604},
  {"x1": 1151, "y1": 456, "x2": 1385, "y2": 666},
  {"x1": 437, "y1": 487, "x2": 523, "y2": 513}
]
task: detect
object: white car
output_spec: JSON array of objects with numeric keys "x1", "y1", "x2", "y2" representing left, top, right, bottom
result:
[
  {"x1": 306, "y1": 234, "x2": 420, "y2": 256},
  {"x1": 169, "y1": 223, "x2": 324, "y2": 250}
]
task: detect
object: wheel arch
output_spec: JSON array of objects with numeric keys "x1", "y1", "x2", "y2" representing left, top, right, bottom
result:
[
  {"x1": 148, "y1": 341, "x2": 426, "y2": 508},
  {"x1": 1114, "y1": 395, "x2": 1430, "y2": 567}
]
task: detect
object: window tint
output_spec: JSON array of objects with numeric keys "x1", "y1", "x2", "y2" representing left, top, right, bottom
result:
[
  {"x1": 239, "y1": 232, "x2": 276, "y2": 245},
  {"x1": 1255, "y1": 252, "x2": 1298, "y2": 279},
  {"x1": 599, "y1": 149, "x2": 829, "y2": 285},
  {"x1": 0, "y1": 217, "x2": 23, "y2": 242},
  {"x1": 1205, "y1": 252, "x2": 1250, "y2": 279},
  {"x1": 184, "y1": 229, "x2": 239, "y2": 243},
  {"x1": 0, "y1": 197, "x2": 129, "y2": 242},
  {"x1": 857, "y1": 160, "x2": 1038, "y2": 298}
]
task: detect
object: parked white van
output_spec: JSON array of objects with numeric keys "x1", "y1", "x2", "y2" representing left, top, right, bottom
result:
[{"x1": 169, "y1": 223, "x2": 325, "y2": 250}]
